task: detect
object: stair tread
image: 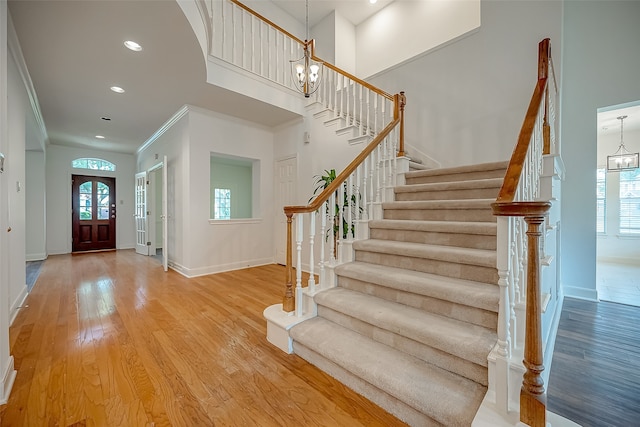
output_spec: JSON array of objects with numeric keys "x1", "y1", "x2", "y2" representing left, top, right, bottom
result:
[
  {"x1": 353, "y1": 239, "x2": 496, "y2": 267},
  {"x1": 290, "y1": 316, "x2": 486, "y2": 427},
  {"x1": 336, "y1": 261, "x2": 499, "y2": 312},
  {"x1": 382, "y1": 198, "x2": 495, "y2": 209},
  {"x1": 396, "y1": 177, "x2": 503, "y2": 192},
  {"x1": 315, "y1": 287, "x2": 496, "y2": 366},
  {"x1": 369, "y1": 219, "x2": 496, "y2": 235},
  {"x1": 405, "y1": 160, "x2": 509, "y2": 179}
]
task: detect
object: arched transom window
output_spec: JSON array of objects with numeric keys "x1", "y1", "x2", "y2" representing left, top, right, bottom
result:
[{"x1": 72, "y1": 158, "x2": 116, "y2": 172}]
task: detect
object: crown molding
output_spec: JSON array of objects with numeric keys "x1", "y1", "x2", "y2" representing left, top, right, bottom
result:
[
  {"x1": 137, "y1": 105, "x2": 190, "y2": 155},
  {"x1": 7, "y1": 14, "x2": 49, "y2": 150}
]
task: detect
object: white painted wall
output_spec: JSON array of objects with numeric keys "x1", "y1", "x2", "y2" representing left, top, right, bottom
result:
[
  {"x1": 560, "y1": 1, "x2": 640, "y2": 300},
  {"x1": 6, "y1": 35, "x2": 29, "y2": 326},
  {"x1": 137, "y1": 106, "x2": 277, "y2": 277},
  {"x1": 368, "y1": 0, "x2": 562, "y2": 169},
  {"x1": 596, "y1": 127, "x2": 640, "y2": 264},
  {"x1": 311, "y1": 10, "x2": 356, "y2": 75},
  {"x1": 186, "y1": 107, "x2": 276, "y2": 276},
  {"x1": 137, "y1": 109, "x2": 190, "y2": 271},
  {"x1": 0, "y1": 0, "x2": 16, "y2": 405},
  {"x1": 25, "y1": 151, "x2": 46, "y2": 261},
  {"x1": 46, "y1": 145, "x2": 136, "y2": 255},
  {"x1": 357, "y1": 0, "x2": 480, "y2": 78}
]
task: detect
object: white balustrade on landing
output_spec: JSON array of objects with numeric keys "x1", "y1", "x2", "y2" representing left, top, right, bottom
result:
[
  {"x1": 206, "y1": 1, "x2": 395, "y2": 142},
  {"x1": 208, "y1": 0, "x2": 304, "y2": 91}
]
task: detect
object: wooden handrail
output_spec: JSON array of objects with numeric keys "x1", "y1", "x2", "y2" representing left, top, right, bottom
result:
[
  {"x1": 229, "y1": 0, "x2": 305, "y2": 45},
  {"x1": 492, "y1": 38, "x2": 554, "y2": 427},
  {"x1": 284, "y1": 117, "x2": 400, "y2": 216},
  {"x1": 495, "y1": 38, "x2": 550, "y2": 203}
]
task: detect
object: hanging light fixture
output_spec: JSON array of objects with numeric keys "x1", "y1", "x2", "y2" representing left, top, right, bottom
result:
[
  {"x1": 607, "y1": 115, "x2": 639, "y2": 171},
  {"x1": 291, "y1": 0, "x2": 322, "y2": 98}
]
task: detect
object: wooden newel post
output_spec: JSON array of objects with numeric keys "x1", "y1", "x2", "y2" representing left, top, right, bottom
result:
[
  {"x1": 520, "y1": 213, "x2": 547, "y2": 427},
  {"x1": 397, "y1": 91, "x2": 406, "y2": 157},
  {"x1": 283, "y1": 212, "x2": 295, "y2": 312}
]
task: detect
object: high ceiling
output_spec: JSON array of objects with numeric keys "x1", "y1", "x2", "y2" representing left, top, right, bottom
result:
[{"x1": 10, "y1": 0, "x2": 389, "y2": 155}]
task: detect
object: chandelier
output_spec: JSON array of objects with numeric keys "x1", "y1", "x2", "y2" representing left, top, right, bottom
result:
[
  {"x1": 607, "y1": 115, "x2": 639, "y2": 172},
  {"x1": 291, "y1": 0, "x2": 322, "y2": 98}
]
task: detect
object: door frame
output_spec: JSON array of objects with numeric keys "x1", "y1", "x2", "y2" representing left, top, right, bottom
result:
[
  {"x1": 71, "y1": 174, "x2": 117, "y2": 252},
  {"x1": 147, "y1": 159, "x2": 168, "y2": 271},
  {"x1": 274, "y1": 154, "x2": 298, "y2": 265}
]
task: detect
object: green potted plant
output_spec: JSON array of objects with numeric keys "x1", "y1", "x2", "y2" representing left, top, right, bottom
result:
[{"x1": 310, "y1": 169, "x2": 361, "y2": 255}]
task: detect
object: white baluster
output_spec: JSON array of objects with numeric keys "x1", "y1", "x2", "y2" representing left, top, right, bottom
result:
[
  {"x1": 347, "y1": 174, "x2": 353, "y2": 240},
  {"x1": 275, "y1": 32, "x2": 279, "y2": 84},
  {"x1": 362, "y1": 158, "x2": 369, "y2": 221},
  {"x1": 338, "y1": 183, "x2": 345, "y2": 261},
  {"x1": 319, "y1": 205, "x2": 326, "y2": 287},
  {"x1": 369, "y1": 152, "x2": 375, "y2": 215},
  {"x1": 381, "y1": 138, "x2": 387, "y2": 203},
  {"x1": 241, "y1": 11, "x2": 246, "y2": 69},
  {"x1": 375, "y1": 145, "x2": 382, "y2": 203},
  {"x1": 329, "y1": 192, "x2": 336, "y2": 264},
  {"x1": 296, "y1": 214, "x2": 303, "y2": 317},
  {"x1": 355, "y1": 165, "x2": 361, "y2": 224},
  {"x1": 308, "y1": 213, "x2": 316, "y2": 294},
  {"x1": 259, "y1": 22, "x2": 264, "y2": 76},
  {"x1": 250, "y1": 15, "x2": 254, "y2": 72}
]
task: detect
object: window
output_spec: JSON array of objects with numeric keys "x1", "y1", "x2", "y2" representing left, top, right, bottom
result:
[
  {"x1": 620, "y1": 168, "x2": 640, "y2": 234},
  {"x1": 72, "y1": 158, "x2": 116, "y2": 171},
  {"x1": 213, "y1": 188, "x2": 231, "y2": 220},
  {"x1": 79, "y1": 181, "x2": 92, "y2": 220},
  {"x1": 596, "y1": 168, "x2": 606, "y2": 233}
]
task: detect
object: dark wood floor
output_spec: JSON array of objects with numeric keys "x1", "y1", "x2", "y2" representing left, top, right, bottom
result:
[{"x1": 548, "y1": 297, "x2": 640, "y2": 427}]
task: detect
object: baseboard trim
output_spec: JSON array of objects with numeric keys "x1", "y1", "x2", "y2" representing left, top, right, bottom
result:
[
  {"x1": 562, "y1": 285, "x2": 598, "y2": 302},
  {"x1": 0, "y1": 356, "x2": 16, "y2": 405},
  {"x1": 170, "y1": 258, "x2": 275, "y2": 278},
  {"x1": 10, "y1": 286, "x2": 29, "y2": 326},
  {"x1": 26, "y1": 252, "x2": 47, "y2": 262}
]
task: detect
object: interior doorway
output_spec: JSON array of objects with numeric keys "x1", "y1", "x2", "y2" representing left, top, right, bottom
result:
[
  {"x1": 71, "y1": 175, "x2": 116, "y2": 252},
  {"x1": 596, "y1": 101, "x2": 640, "y2": 306},
  {"x1": 149, "y1": 165, "x2": 165, "y2": 264},
  {"x1": 275, "y1": 155, "x2": 297, "y2": 265}
]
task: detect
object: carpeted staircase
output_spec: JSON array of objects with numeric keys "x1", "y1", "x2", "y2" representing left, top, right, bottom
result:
[{"x1": 289, "y1": 161, "x2": 509, "y2": 426}]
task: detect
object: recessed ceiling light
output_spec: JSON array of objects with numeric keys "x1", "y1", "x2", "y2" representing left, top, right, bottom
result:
[
  {"x1": 110, "y1": 86, "x2": 125, "y2": 94},
  {"x1": 124, "y1": 40, "x2": 142, "y2": 52},
  {"x1": 369, "y1": 0, "x2": 377, "y2": 4},
  {"x1": 95, "y1": 135, "x2": 105, "y2": 139}
]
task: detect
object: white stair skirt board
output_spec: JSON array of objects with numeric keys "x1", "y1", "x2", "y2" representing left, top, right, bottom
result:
[{"x1": 263, "y1": 304, "x2": 314, "y2": 354}]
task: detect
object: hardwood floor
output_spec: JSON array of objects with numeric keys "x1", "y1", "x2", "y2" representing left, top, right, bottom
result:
[
  {"x1": 0, "y1": 251, "x2": 405, "y2": 426},
  {"x1": 547, "y1": 297, "x2": 640, "y2": 427}
]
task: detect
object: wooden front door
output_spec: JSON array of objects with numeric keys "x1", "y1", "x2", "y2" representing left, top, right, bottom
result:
[{"x1": 72, "y1": 175, "x2": 116, "y2": 252}]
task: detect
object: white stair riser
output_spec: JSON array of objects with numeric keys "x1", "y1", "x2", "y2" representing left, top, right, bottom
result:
[
  {"x1": 318, "y1": 305, "x2": 489, "y2": 386},
  {"x1": 369, "y1": 227, "x2": 497, "y2": 250},
  {"x1": 337, "y1": 276, "x2": 498, "y2": 329},
  {"x1": 406, "y1": 169, "x2": 506, "y2": 185},
  {"x1": 384, "y1": 208, "x2": 496, "y2": 222},
  {"x1": 354, "y1": 250, "x2": 499, "y2": 284},
  {"x1": 395, "y1": 187, "x2": 501, "y2": 201}
]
